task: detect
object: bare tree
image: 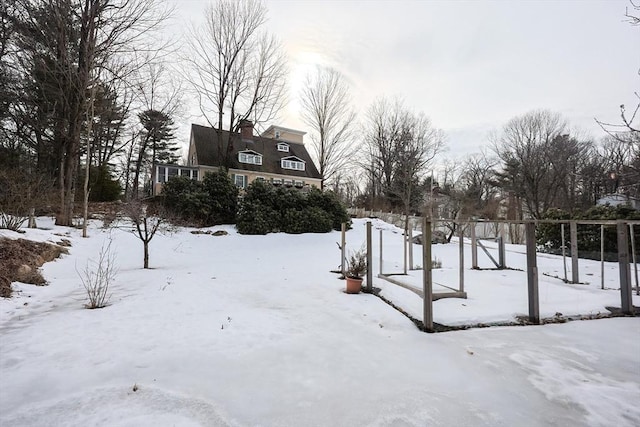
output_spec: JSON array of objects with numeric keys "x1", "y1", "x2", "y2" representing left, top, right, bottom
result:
[
  {"x1": 300, "y1": 66, "x2": 356, "y2": 189},
  {"x1": 184, "y1": 0, "x2": 287, "y2": 167},
  {"x1": 123, "y1": 199, "x2": 169, "y2": 269},
  {"x1": 492, "y1": 110, "x2": 586, "y2": 219},
  {"x1": 364, "y1": 97, "x2": 443, "y2": 216}
]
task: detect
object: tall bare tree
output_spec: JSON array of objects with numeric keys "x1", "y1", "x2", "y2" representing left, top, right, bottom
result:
[
  {"x1": 184, "y1": 0, "x2": 287, "y2": 167},
  {"x1": 363, "y1": 97, "x2": 443, "y2": 243},
  {"x1": 492, "y1": 110, "x2": 593, "y2": 218},
  {"x1": 300, "y1": 66, "x2": 356, "y2": 189}
]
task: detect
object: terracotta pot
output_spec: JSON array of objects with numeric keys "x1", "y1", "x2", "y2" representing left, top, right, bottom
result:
[{"x1": 345, "y1": 276, "x2": 363, "y2": 294}]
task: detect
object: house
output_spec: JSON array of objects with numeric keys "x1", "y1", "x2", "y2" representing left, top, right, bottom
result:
[{"x1": 152, "y1": 120, "x2": 322, "y2": 195}]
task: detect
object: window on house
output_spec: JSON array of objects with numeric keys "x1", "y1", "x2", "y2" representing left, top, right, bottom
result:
[
  {"x1": 272, "y1": 178, "x2": 283, "y2": 185},
  {"x1": 156, "y1": 166, "x2": 165, "y2": 183},
  {"x1": 234, "y1": 174, "x2": 246, "y2": 188},
  {"x1": 179, "y1": 169, "x2": 190, "y2": 177},
  {"x1": 168, "y1": 168, "x2": 178, "y2": 179},
  {"x1": 294, "y1": 180, "x2": 304, "y2": 188},
  {"x1": 277, "y1": 142, "x2": 289, "y2": 152},
  {"x1": 192, "y1": 170, "x2": 199, "y2": 180},
  {"x1": 281, "y1": 159, "x2": 305, "y2": 171},
  {"x1": 284, "y1": 179, "x2": 293, "y2": 187},
  {"x1": 239, "y1": 151, "x2": 262, "y2": 165}
]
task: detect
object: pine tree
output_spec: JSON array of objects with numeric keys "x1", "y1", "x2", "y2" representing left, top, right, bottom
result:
[{"x1": 131, "y1": 109, "x2": 179, "y2": 198}]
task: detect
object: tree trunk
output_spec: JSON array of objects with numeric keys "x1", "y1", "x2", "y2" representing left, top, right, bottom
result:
[{"x1": 143, "y1": 241, "x2": 149, "y2": 269}]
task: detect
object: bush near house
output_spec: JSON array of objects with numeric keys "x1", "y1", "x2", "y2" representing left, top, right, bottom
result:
[
  {"x1": 537, "y1": 205, "x2": 640, "y2": 261},
  {"x1": 236, "y1": 181, "x2": 349, "y2": 235},
  {"x1": 162, "y1": 171, "x2": 238, "y2": 226}
]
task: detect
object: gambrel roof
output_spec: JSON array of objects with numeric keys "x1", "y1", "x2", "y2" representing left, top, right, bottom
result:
[{"x1": 190, "y1": 124, "x2": 321, "y2": 179}]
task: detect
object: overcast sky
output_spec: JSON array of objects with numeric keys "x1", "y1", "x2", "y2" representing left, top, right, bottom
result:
[{"x1": 172, "y1": 0, "x2": 639, "y2": 159}]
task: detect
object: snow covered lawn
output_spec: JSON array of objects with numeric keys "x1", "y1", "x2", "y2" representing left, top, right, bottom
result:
[{"x1": 1, "y1": 218, "x2": 638, "y2": 426}]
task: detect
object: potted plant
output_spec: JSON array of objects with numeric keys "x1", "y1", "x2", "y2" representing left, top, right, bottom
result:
[{"x1": 345, "y1": 248, "x2": 367, "y2": 294}]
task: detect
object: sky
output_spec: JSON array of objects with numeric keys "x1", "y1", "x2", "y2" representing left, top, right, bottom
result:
[{"x1": 170, "y1": 0, "x2": 640, "y2": 159}]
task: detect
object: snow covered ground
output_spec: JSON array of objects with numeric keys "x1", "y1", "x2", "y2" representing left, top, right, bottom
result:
[{"x1": 1, "y1": 217, "x2": 639, "y2": 426}]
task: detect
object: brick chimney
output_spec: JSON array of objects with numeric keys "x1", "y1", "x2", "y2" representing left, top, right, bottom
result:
[{"x1": 239, "y1": 119, "x2": 253, "y2": 140}]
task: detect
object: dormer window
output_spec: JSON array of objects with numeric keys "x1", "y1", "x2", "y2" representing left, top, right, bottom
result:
[
  {"x1": 238, "y1": 150, "x2": 262, "y2": 165},
  {"x1": 281, "y1": 156, "x2": 305, "y2": 171},
  {"x1": 277, "y1": 142, "x2": 289, "y2": 152}
]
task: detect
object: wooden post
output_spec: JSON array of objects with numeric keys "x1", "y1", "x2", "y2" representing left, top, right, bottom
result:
[
  {"x1": 471, "y1": 223, "x2": 478, "y2": 269},
  {"x1": 497, "y1": 236, "x2": 505, "y2": 269},
  {"x1": 561, "y1": 223, "x2": 567, "y2": 283},
  {"x1": 525, "y1": 222, "x2": 540, "y2": 324},
  {"x1": 498, "y1": 223, "x2": 506, "y2": 268},
  {"x1": 618, "y1": 221, "x2": 632, "y2": 314},
  {"x1": 366, "y1": 221, "x2": 373, "y2": 293},
  {"x1": 341, "y1": 223, "x2": 346, "y2": 277},
  {"x1": 403, "y1": 220, "x2": 408, "y2": 275},
  {"x1": 630, "y1": 224, "x2": 638, "y2": 296},
  {"x1": 408, "y1": 226, "x2": 414, "y2": 270},
  {"x1": 28, "y1": 208, "x2": 37, "y2": 228},
  {"x1": 570, "y1": 221, "x2": 579, "y2": 284},
  {"x1": 459, "y1": 222, "x2": 464, "y2": 293},
  {"x1": 600, "y1": 224, "x2": 605, "y2": 290},
  {"x1": 422, "y1": 217, "x2": 433, "y2": 332},
  {"x1": 379, "y1": 229, "x2": 383, "y2": 276}
]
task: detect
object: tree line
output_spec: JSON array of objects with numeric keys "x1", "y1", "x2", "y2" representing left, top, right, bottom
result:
[{"x1": 0, "y1": 0, "x2": 638, "y2": 232}]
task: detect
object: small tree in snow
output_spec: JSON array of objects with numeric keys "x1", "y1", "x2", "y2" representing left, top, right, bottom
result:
[{"x1": 123, "y1": 199, "x2": 170, "y2": 268}]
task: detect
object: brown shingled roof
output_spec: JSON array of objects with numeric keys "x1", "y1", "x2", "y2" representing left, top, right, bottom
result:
[{"x1": 191, "y1": 124, "x2": 321, "y2": 179}]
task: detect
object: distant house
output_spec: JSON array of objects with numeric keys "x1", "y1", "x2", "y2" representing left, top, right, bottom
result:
[
  {"x1": 152, "y1": 120, "x2": 321, "y2": 195},
  {"x1": 596, "y1": 193, "x2": 640, "y2": 210}
]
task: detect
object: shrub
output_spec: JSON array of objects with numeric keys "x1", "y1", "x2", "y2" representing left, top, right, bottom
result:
[
  {"x1": 202, "y1": 171, "x2": 238, "y2": 224},
  {"x1": 78, "y1": 240, "x2": 117, "y2": 309},
  {"x1": 162, "y1": 176, "x2": 210, "y2": 224},
  {"x1": 162, "y1": 171, "x2": 238, "y2": 226},
  {"x1": 306, "y1": 187, "x2": 350, "y2": 230},
  {"x1": 0, "y1": 168, "x2": 53, "y2": 231},
  {"x1": 236, "y1": 202, "x2": 277, "y2": 235},
  {"x1": 236, "y1": 182, "x2": 350, "y2": 235}
]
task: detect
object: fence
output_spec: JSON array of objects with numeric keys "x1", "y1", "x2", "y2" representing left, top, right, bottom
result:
[
  {"x1": 343, "y1": 217, "x2": 639, "y2": 332},
  {"x1": 347, "y1": 208, "x2": 525, "y2": 243}
]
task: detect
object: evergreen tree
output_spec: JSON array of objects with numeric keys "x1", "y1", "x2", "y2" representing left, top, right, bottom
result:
[{"x1": 131, "y1": 109, "x2": 179, "y2": 198}]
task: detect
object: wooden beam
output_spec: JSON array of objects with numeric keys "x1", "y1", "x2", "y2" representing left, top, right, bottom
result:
[
  {"x1": 366, "y1": 221, "x2": 373, "y2": 293},
  {"x1": 526, "y1": 222, "x2": 540, "y2": 324},
  {"x1": 570, "y1": 221, "x2": 579, "y2": 284},
  {"x1": 422, "y1": 218, "x2": 433, "y2": 332},
  {"x1": 618, "y1": 221, "x2": 633, "y2": 314}
]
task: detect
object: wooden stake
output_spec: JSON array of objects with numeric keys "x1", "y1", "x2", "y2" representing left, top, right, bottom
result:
[
  {"x1": 526, "y1": 222, "x2": 540, "y2": 324},
  {"x1": 422, "y1": 217, "x2": 433, "y2": 332},
  {"x1": 618, "y1": 221, "x2": 632, "y2": 315}
]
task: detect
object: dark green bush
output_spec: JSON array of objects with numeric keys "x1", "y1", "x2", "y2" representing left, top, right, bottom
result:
[
  {"x1": 162, "y1": 171, "x2": 238, "y2": 226},
  {"x1": 202, "y1": 171, "x2": 238, "y2": 224},
  {"x1": 236, "y1": 181, "x2": 350, "y2": 235}
]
